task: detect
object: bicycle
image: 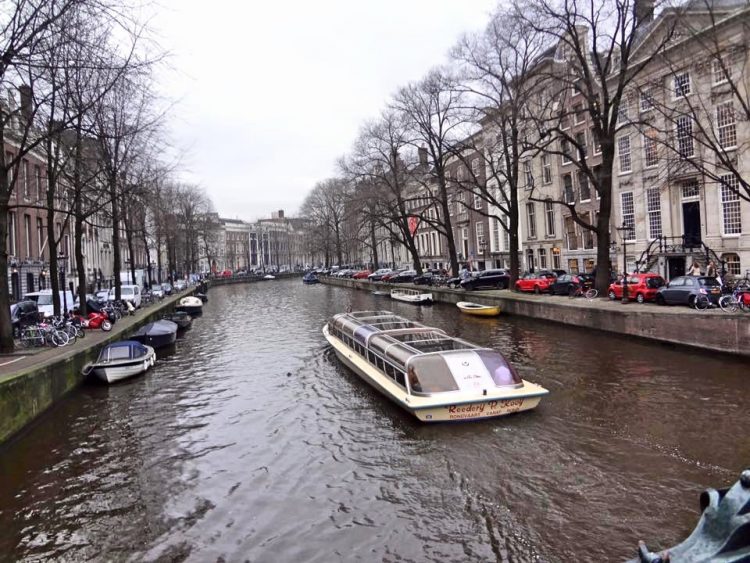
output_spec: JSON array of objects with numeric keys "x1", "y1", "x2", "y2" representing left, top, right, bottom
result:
[
  {"x1": 568, "y1": 284, "x2": 598, "y2": 300},
  {"x1": 718, "y1": 283, "x2": 750, "y2": 313}
]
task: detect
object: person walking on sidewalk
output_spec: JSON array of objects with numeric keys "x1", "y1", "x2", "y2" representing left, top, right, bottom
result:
[{"x1": 688, "y1": 262, "x2": 702, "y2": 276}]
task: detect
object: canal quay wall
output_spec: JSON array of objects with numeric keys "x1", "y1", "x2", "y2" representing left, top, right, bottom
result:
[
  {"x1": 208, "y1": 272, "x2": 301, "y2": 287},
  {"x1": 321, "y1": 277, "x2": 750, "y2": 358},
  {"x1": 0, "y1": 290, "x2": 197, "y2": 446}
]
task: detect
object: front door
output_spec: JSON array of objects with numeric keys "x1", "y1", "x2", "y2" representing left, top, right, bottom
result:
[
  {"x1": 682, "y1": 201, "x2": 701, "y2": 247},
  {"x1": 667, "y1": 257, "x2": 685, "y2": 280}
]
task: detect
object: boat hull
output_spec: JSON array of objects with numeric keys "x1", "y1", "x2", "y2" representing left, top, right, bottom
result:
[
  {"x1": 131, "y1": 332, "x2": 177, "y2": 349},
  {"x1": 391, "y1": 292, "x2": 433, "y2": 304},
  {"x1": 86, "y1": 348, "x2": 156, "y2": 384},
  {"x1": 175, "y1": 305, "x2": 202, "y2": 315},
  {"x1": 324, "y1": 325, "x2": 544, "y2": 423},
  {"x1": 457, "y1": 302, "x2": 501, "y2": 317}
]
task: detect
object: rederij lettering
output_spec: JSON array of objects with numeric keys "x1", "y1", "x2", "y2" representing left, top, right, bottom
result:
[{"x1": 448, "y1": 403, "x2": 485, "y2": 414}]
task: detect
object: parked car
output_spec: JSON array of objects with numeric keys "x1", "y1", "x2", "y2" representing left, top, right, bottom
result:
[
  {"x1": 548, "y1": 273, "x2": 594, "y2": 296},
  {"x1": 24, "y1": 290, "x2": 75, "y2": 316},
  {"x1": 381, "y1": 269, "x2": 406, "y2": 282},
  {"x1": 109, "y1": 284, "x2": 142, "y2": 308},
  {"x1": 390, "y1": 270, "x2": 417, "y2": 283},
  {"x1": 368, "y1": 268, "x2": 393, "y2": 281},
  {"x1": 515, "y1": 271, "x2": 557, "y2": 293},
  {"x1": 95, "y1": 290, "x2": 110, "y2": 303},
  {"x1": 174, "y1": 280, "x2": 187, "y2": 291},
  {"x1": 161, "y1": 283, "x2": 173, "y2": 295},
  {"x1": 10, "y1": 300, "x2": 39, "y2": 337},
  {"x1": 655, "y1": 276, "x2": 722, "y2": 307},
  {"x1": 352, "y1": 269, "x2": 372, "y2": 280},
  {"x1": 608, "y1": 273, "x2": 665, "y2": 303},
  {"x1": 150, "y1": 286, "x2": 165, "y2": 299},
  {"x1": 460, "y1": 269, "x2": 510, "y2": 291}
]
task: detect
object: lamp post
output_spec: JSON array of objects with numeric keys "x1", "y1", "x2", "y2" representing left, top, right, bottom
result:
[
  {"x1": 57, "y1": 253, "x2": 68, "y2": 313},
  {"x1": 615, "y1": 224, "x2": 632, "y2": 304}
]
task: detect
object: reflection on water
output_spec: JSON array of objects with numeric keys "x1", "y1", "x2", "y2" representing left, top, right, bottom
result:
[{"x1": 0, "y1": 280, "x2": 747, "y2": 562}]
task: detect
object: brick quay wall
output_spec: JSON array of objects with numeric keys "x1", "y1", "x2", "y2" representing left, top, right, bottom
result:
[{"x1": 320, "y1": 277, "x2": 750, "y2": 359}]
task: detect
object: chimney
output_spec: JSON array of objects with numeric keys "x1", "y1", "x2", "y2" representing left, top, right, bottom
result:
[
  {"x1": 634, "y1": 0, "x2": 654, "y2": 25},
  {"x1": 278, "y1": 209, "x2": 284, "y2": 219},
  {"x1": 418, "y1": 145, "x2": 428, "y2": 167},
  {"x1": 18, "y1": 85, "x2": 32, "y2": 125}
]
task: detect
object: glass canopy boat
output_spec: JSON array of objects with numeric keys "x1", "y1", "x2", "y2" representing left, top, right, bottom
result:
[{"x1": 323, "y1": 311, "x2": 548, "y2": 422}]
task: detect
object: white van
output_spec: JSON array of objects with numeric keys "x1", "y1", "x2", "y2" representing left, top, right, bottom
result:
[
  {"x1": 24, "y1": 290, "x2": 75, "y2": 317},
  {"x1": 108, "y1": 284, "x2": 142, "y2": 308}
]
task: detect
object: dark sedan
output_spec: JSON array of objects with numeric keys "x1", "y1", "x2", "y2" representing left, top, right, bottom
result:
[
  {"x1": 460, "y1": 269, "x2": 510, "y2": 291},
  {"x1": 548, "y1": 273, "x2": 594, "y2": 296},
  {"x1": 655, "y1": 276, "x2": 722, "y2": 307},
  {"x1": 390, "y1": 270, "x2": 417, "y2": 283},
  {"x1": 10, "y1": 300, "x2": 39, "y2": 337}
]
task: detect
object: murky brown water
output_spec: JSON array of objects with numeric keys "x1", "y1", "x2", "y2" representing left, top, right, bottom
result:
[{"x1": 0, "y1": 280, "x2": 747, "y2": 562}]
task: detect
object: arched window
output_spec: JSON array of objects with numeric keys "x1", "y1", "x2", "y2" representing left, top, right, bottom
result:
[{"x1": 721, "y1": 253, "x2": 740, "y2": 277}]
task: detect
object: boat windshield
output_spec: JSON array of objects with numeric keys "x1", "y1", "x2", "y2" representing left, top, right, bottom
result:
[
  {"x1": 476, "y1": 350, "x2": 521, "y2": 386},
  {"x1": 101, "y1": 343, "x2": 146, "y2": 362},
  {"x1": 406, "y1": 355, "x2": 460, "y2": 394}
]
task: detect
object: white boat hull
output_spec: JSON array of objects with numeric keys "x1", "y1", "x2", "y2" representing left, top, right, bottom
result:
[
  {"x1": 324, "y1": 325, "x2": 545, "y2": 423},
  {"x1": 86, "y1": 347, "x2": 156, "y2": 384},
  {"x1": 391, "y1": 292, "x2": 433, "y2": 304}
]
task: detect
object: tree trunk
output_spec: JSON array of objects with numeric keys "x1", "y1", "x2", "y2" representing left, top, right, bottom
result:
[
  {"x1": 508, "y1": 184, "x2": 520, "y2": 289},
  {"x1": 123, "y1": 207, "x2": 136, "y2": 285},
  {"x1": 595, "y1": 147, "x2": 615, "y2": 295},
  {"x1": 370, "y1": 220, "x2": 378, "y2": 268},
  {"x1": 111, "y1": 182, "x2": 122, "y2": 299},
  {"x1": 74, "y1": 215, "x2": 87, "y2": 315},
  {"x1": 0, "y1": 193, "x2": 13, "y2": 352}
]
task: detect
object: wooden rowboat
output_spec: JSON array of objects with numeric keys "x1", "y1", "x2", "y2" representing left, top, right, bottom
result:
[{"x1": 457, "y1": 301, "x2": 501, "y2": 317}]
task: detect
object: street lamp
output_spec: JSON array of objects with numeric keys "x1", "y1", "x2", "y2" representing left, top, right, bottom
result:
[
  {"x1": 615, "y1": 223, "x2": 632, "y2": 304},
  {"x1": 57, "y1": 253, "x2": 68, "y2": 313}
]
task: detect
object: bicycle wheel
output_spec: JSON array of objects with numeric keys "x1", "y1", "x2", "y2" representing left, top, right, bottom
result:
[
  {"x1": 52, "y1": 330, "x2": 70, "y2": 347},
  {"x1": 719, "y1": 294, "x2": 738, "y2": 313},
  {"x1": 585, "y1": 288, "x2": 598, "y2": 299},
  {"x1": 568, "y1": 286, "x2": 578, "y2": 298},
  {"x1": 20, "y1": 330, "x2": 34, "y2": 348},
  {"x1": 694, "y1": 294, "x2": 710, "y2": 311}
]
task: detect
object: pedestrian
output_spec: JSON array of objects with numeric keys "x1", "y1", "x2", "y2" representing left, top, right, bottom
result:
[
  {"x1": 706, "y1": 260, "x2": 717, "y2": 278},
  {"x1": 688, "y1": 262, "x2": 702, "y2": 276}
]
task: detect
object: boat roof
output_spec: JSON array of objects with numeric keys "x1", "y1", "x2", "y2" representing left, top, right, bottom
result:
[
  {"x1": 330, "y1": 311, "x2": 483, "y2": 367},
  {"x1": 106, "y1": 340, "x2": 143, "y2": 348}
]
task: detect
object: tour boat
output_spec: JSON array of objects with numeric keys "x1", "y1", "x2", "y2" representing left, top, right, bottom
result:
[
  {"x1": 131, "y1": 319, "x2": 178, "y2": 349},
  {"x1": 303, "y1": 272, "x2": 320, "y2": 284},
  {"x1": 323, "y1": 311, "x2": 548, "y2": 422},
  {"x1": 82, "y1": 341, "x2": 156, "y2": 384},
  {"x1": 390, "y1": 288, "x2": 433, "y2": 304},
  {"x1": 175, "y1": 296, "x2": 203, "y2": 315},
  {"x1": 457, "y1": 301, "x2": 501, "y2": 317}
]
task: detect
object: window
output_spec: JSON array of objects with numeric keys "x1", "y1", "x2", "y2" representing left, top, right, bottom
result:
[
  {"x1": 682, "y1": 179, "x2": 700, "y2": 199},
  {"x1": 526, "y1": 249, "x2": 535, "y2": 270},
  {"x1": 471, "y1": 158, "x2": 479, "y2": 176},
  {"x1": 621, "y1": 192, "x2": 635, "y2": 240},
  {"x1": 542, "y1": 154, "x2": 551, "y2": 184},
  {"x1": 720, "y1": 174, "x2": 741, "y2": 235},
  {"x1": 673, "y1": 71, "x2": 691, "y2": 98},
  {"x1": 8, "y1": 212, "x2": 16, "y2": 255},
  {"x1": 618, "y1": 136, "x2": 631, "y2": 173},
  {"x1": 643, "y1": 131, "x2": 658, "y2": 168},
  {"x1": 473, "y1": 193, "x2": 481, "y2": 209},
  {"x1": 538, "y1": 248, "x2": 547, "y2": 269},
  {"x1": 5, "y1": 151, "x2": 14, "y2": 185},
  {"x1": 574, "y1": 103, "x2": 585, "y2": 124},
  {"x1": 476, "y1": 222, "x2": 484, "y2": 250},
  {"x1": 544, "y1": 201, "x2": 555, "y2": 237},
  {"x1": 34, "y1": 165, "x2": 41, "y2": 199},
  {"x1": 716, "y1": 102, "x2": 736, "y2": 149},
  {"x1": 676, "y1": 116, "x2": 694, "y2": 158},
  {"x1": 592, "y1": 128, "x2": 601, "y2": 154},
  {"x1": 552, "y1": 247, "x2": 561, "y2": 270},
  {"x1": 36, "y1": 218, "x2": 43, "y2": 255},
  {"x1": 722, "y1": 253, "x2": 740, "y2": 276},
  {"x1": 563, "y1": 174, "x2": 575, "y2": 203},
  {"x1": 646, "y1": 187, "x2": 662, "y2": 239},
  {"x1": 526, "y1": 202, "x2": 536, "y2": 239},
  {"x1": 21, "y1": 159, "x2": 29, "y2": 198},
  {"x1": 23, "y1": 214, "x2": 31, "y2": 257},
  {"x1": 575, "y1": 131, "x2": 587, "y2": 160},
  {"x1": 617, "y1": 95, "x2": 630, "y2": 122},
  {"x1": 561, "y1": 139, "x2": 572, "y2": 164},
  {"x1": 577, "y1": 170, "x2": 591, "y2": 201},
  {"x1": 457, "y1": 167, "x2": 465, "y2": 181},
  {"x1": 712, "y1": 58, "x2": 731, "y2": 85},
  {"x1": 640, "y1": 88, "x2": 654, "y2": 112},
  {"x1": 523, "y1": 160, "x2": 533, "y2": 188},
  {"x1": 560, "y1": 114, "x2": 570, "y2": 130}
]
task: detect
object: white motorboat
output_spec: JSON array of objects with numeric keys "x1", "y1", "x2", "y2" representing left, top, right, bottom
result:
[
  {"x1": 390, "y1": 288, "x2": 433, "y2": 304},
  {"x1": 323, "y1": 311, "x2": 548, "y2": 422},
  {"x1": 175, "y1": 296, "x2": 203, "y2": 315},
  {"x1": 82, "y1": 341, "x2": 156, "y2": 384},
  {"x1": 263, "y1": 274, "x2": 276, "y2": 280}
]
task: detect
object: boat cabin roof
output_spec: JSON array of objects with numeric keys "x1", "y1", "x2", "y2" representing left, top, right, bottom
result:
[{"x1": 97, "y1": 340, "x2": 150, "y2": 363}]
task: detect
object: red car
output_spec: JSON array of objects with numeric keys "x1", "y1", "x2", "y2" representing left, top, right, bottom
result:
[
  {"x1": 352, "y1": 270, "x2": 371, "y2": 279},
  {"x1": 515, "y1": 271, "x2": 557, "y2": 293},
  {"x1": 608, "y1": 273, "x2": 665, "y2": 303}
]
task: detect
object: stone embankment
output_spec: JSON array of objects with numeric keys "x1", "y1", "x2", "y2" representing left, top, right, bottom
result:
[
  {"x1": 321, "y1": 276, "x2": 750, "y2": 358},
  {"x1": 0, "y1": 290, "x2": 195, "y2": 445}
]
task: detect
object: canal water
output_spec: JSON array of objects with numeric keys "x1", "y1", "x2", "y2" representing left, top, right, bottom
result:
[{"x1": 0, "y1": 280, "x2": 747, "y2": 562}]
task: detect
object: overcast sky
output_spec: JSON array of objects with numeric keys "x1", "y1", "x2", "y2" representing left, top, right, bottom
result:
[{"x1": 154, "y1": 0, "x2": 496, "y2": 221}]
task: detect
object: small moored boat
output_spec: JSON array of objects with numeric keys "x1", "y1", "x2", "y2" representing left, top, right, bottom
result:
[
  {"x1": 323, "y1": 311, "x2": 548, "y2": 422},
  {"x1": 457, "y1": 301, "x2": 501, "y2": 317},
  {"x1": 176, "y1": 296, "x2": 203, "y2": 315},
  {"x1": 372, "y1": 290, "x2": 389, "y2": 296},
  {"x1": 131, "y1": 319, "x2": 178, "y2": 349},
  {"x1": 163, "y1": 311, "x2": 193, "y2": 330},
  {"x1": 303, "y1": 272, "x2": 319, "y2": 284},
  {"x1": 390, "y1": 288, "x2": 433, "y2": 304},
  {"x1": 195, "y1": 292, "x2": 208, "y2": 302},
  {"x1": 263, "y1": 274, "x2": 276, "y2": 280},
  {"x1": 82, "y1": 341, "x2": 155, "y2": 384}
]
